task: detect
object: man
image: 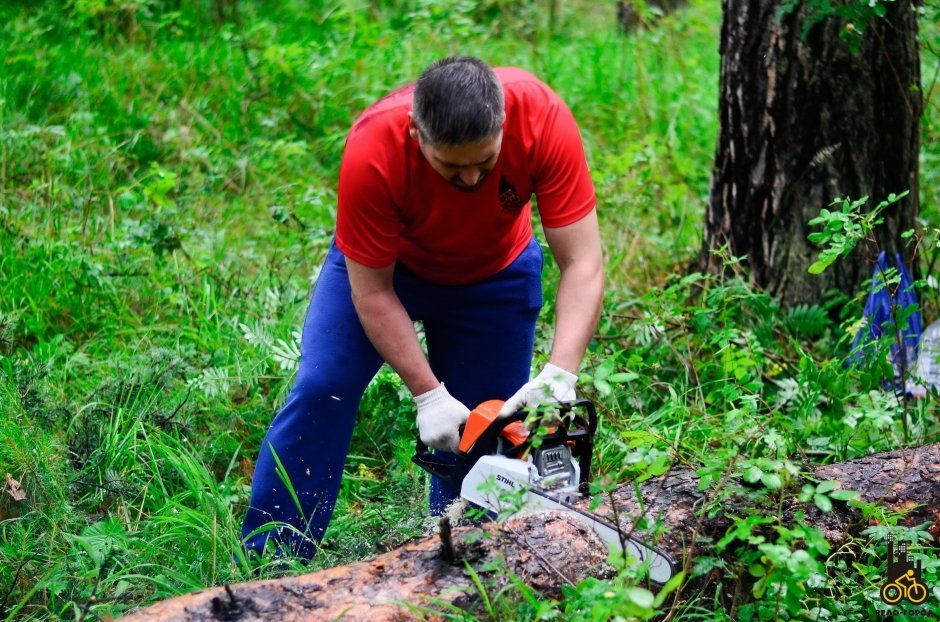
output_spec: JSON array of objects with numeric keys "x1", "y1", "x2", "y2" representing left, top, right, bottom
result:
[{"x1": 241, "y1": 56, "x2": 604, "y2": 559}]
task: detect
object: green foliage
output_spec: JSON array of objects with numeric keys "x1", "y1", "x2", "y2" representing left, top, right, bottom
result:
[
  {"x1": 582, "y1": 265, "x2": 938, "y2": 618},
  {"x1": 807, "y1": 192, "x2": 907, "y2": 275},
  {"x1": 798, "y1": 479, "x2": 861, "y2": 513}
]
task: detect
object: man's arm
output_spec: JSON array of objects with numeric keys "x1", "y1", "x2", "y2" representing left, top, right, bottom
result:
[
  {"x1": 345, "y1": 256, "x2": 470, "y2": 452},
  {"x1": 345, "y1": 257, "x2": 439, "y2": 396},
  {"x1": 543, "y1": 207, "x2": 604, "y2": 374},
  {"x1": 498, "y1": 207, "x2": 603, "y2": 416}
]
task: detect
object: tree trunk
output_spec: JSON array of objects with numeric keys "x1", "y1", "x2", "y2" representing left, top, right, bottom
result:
[
  {"x1": 700, "y1": 0, "x2": 922, "y2": 306},
  {"x1": 120, "y1": 443, "x2": 939, "y2": 621}
]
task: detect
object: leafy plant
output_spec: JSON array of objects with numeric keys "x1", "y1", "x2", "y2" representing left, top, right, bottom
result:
[{"x1": 807, "y1": 192, "x2": 908, "y2": 275}]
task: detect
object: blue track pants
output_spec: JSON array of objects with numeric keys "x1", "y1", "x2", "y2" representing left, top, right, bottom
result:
[{"x1": 241, "y1": 238, "x2": 543, "y2": 558}]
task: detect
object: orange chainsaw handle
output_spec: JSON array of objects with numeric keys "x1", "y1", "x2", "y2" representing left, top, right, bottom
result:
[
  {"x1": 410, "y1": 400, "x2": 523, "y2": 485},
  {"x1": 457, "y1": 400, "x2": 529, "y2": 453}
]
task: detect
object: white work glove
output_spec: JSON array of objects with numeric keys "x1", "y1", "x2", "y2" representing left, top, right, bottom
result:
[
  {"x1": 499, "y1": 363, "x2": 578, "y2": 416},
  {"x1": 415, "y1": 384, "x2": 471, "y2": 454}
]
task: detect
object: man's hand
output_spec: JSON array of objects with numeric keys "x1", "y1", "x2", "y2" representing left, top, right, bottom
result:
[
  {"x1": 499, "y1": 363, "x2": 577, "y2": 416},
  {"x1": 415, "y1": 384, "x2": 471, "y2": 453}
]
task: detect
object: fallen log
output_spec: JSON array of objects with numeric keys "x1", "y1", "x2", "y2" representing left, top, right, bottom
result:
[
  {"x1": 121, "y1": 443, "x2": 939, "y2": 621},
  {"x1": 585, "y1": 442, "x2": 940, "y2": 588},
  {"x1": 121, "y1": 512, "x2": 614, "y2": 622}
]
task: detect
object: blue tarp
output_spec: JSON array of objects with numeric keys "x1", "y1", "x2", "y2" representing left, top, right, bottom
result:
[{"x1": 846, "y1": 251, "x2": 923, "y2": 387}]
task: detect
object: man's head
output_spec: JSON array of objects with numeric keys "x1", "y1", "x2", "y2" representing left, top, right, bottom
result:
[{"x1": 409, "y1": 56, "x2": 505, "y2": 192}]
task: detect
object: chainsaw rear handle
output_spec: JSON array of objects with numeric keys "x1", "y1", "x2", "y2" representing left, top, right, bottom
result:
[
  {"x1": 411, "y1": 399, "x2": 598, "y2": 490},
  {"x1": 411, "y1": 419, "x2": 469, "y2": 487}
]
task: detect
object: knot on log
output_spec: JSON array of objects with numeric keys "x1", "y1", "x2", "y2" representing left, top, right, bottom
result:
[{"x1": 210, "y1": 585, "x2": 256, "y2": 620}]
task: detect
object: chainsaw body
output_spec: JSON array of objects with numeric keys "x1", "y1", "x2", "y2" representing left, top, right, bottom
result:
[
  {"x1": 412, "y1": 398, "x2": 595, "y2": 495},
  {"x1": 412, "y1": 399, "x2": 677, "y2": 584}
]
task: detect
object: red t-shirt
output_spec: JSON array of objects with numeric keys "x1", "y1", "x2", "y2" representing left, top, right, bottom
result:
[{"x1": 335, "y1": 67, "x2": 595, "y2": 285}]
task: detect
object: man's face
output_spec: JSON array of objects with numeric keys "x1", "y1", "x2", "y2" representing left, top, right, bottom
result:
[{"x1": 409, "y1": 117, "x2": 502, "y2": 193}]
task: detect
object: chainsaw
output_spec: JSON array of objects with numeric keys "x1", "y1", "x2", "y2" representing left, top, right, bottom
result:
[{"x1": 412, "y1": 399, "x2": 676, "y2": 584}]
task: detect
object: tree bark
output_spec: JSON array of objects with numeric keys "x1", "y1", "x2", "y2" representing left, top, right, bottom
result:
[
  {"x1": 701, "y1": 0, "x2": 922, "y2": 306},
  {"x1": 120, "y1": 443, "x2": 939, "y2": 621}
]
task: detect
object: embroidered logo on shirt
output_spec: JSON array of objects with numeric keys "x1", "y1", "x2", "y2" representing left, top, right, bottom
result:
[{"x1": 499, "y1": 175, "x2": 524, "y2": 212}]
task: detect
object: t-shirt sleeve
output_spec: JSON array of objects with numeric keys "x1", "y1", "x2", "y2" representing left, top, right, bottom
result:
[
  {"x1": 532, "y1": 96, "x2": 596, "y2": 228},
  {"x1": 335, "y1": 132, "x2": 401, "y2": 268}
]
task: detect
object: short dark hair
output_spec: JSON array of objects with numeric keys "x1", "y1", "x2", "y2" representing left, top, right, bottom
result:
[{"x1": 412, "y1": 56, "x2": 505, "y2": 147}]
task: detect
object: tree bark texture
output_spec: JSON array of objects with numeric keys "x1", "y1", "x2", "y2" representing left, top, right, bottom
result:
[
  {"x1": 701, "y1": 0, "x2": 922, "y2": 306},
  {"x1": 121, "y1": 443, "x2": 939, "y2": 621}
]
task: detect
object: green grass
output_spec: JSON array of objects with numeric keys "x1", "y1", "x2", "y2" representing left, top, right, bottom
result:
[{"x1": 0, "y1": 0, "x2": 938, "y2": 620}]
